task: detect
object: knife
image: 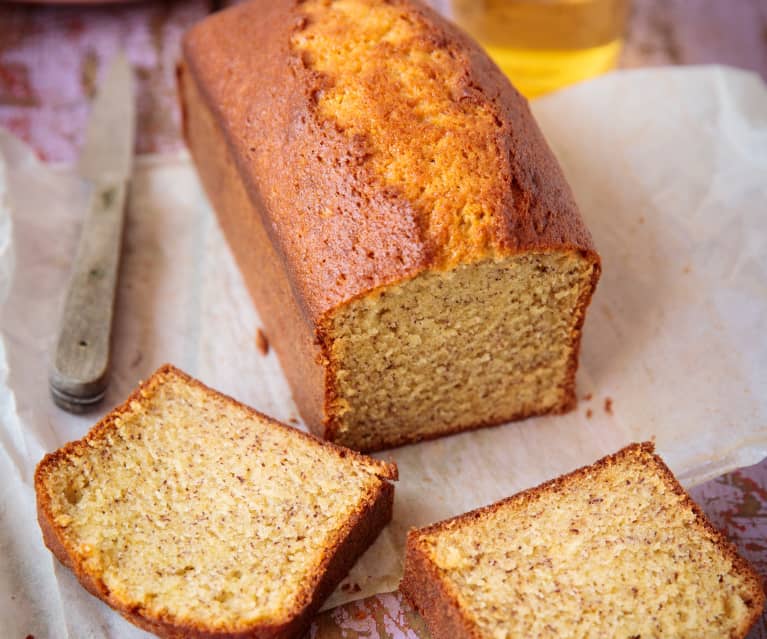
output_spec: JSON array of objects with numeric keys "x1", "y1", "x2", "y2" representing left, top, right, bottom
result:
[{"x1": 49, "y1": 53, "x2": 135, "y2": 413}]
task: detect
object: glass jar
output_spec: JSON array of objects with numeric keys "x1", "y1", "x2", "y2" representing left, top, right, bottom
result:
[{"x1": 450, "y1": 0, "x2": 630, "y2": 98}]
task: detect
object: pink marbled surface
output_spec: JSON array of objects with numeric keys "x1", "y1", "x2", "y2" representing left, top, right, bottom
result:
[
  {"x1": 0, "y1": 1, "x2": 208, "y2": 162},
  {"x1": 0, "y1": 2, "x2": 765, "y2": 638}
]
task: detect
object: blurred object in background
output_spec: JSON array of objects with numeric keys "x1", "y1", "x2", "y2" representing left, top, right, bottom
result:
[{"x1": 450, "y1": 0, "x2": 630, "y2": 98}]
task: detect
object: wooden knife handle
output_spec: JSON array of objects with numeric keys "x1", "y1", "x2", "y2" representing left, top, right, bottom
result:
[{"x1": 49, "y1": 179, "x2": 128, "y2": 413}]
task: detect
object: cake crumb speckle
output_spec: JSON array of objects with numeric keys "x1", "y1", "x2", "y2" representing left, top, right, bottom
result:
[
  {"x1": 586, "y1": 409, "x2": 593, "y2": 419},
  {"x1": 256, "y1": 329, "x2": 270, "y2": 356},
  {"x1": 604, "y1": 397, "x2": 613, "y2": 415}
]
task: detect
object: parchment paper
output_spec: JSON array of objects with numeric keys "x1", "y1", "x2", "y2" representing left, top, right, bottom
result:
[{"x1": 1, "y1": 66, "x2": 766, "y2": 638}]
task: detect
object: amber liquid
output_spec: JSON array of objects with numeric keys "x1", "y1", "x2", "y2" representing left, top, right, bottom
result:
[{"x1": 451, "y1": 0, "x2": 630, "y2": 98}]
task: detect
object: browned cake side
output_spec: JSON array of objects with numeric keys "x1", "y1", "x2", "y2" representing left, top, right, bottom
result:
[
  {"x1": 401, "y1": 443, "x2": 765, "y2": 639},
  {"x1": 180, "y1": 0, "x2": 600, "y2": 451},
  {"x1": 177, "y1": 63, "x2": 328, "y2": 431},
  {"x1": 35, "y1": 365, "x2": 397, "y2": 639}
]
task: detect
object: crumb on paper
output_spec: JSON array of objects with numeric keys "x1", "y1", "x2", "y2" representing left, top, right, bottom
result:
[
  {"x1": 683, "y1": 264, "x2": 691, "y2": 273},
  {"x1": 256, "y1": 328, "x2": 269, "y2": 355},
  {"x1": 586, "y1": 409, "x2": 593, "y2": 419},
  {"x1": 638, "y1": 215, "x2": 645, "y2": 224},
  {"x1": 340, "y1": 582, "x2": 362, "y2": 593},
  {"x1": 604, "y1": 397, "x2": 613, "y2": 415},
  {"x1": 289, "y1": 416, "x2": 300, "y2": 425},
  {"x1": 80, "y1": 50, "x2": 99, "y2": 99},
  {"x1": 583, "y1": 392, "x2": 592, "y2": 401}
]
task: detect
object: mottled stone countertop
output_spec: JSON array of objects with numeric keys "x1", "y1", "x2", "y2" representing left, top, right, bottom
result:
[{"x1": 1, "y1": 1, "x2": 765, "y2": 637}]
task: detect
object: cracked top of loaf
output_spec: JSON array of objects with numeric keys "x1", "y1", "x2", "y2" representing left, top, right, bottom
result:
[{"x1": 183, "y1": 0, "x2": 597, "y2": 321}]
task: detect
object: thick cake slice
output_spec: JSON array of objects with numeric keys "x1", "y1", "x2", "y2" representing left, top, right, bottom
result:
[
  {"x1": 35, "y1": 364, "x2": 396, "y2": 639},
  {"x1": 401, "y1": 443, "x2": 764, "y2": 639},
  {"x1": 180, "y1": 0, "x2": 600, "y2": 451}
]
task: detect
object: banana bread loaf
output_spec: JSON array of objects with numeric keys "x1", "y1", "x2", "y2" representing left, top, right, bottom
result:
[
  {"x1": 179, "y1": 0, "x2": 600, "y2": 451},
  {"x1": 35, "y1": 365, "x2": 396, "y2": 639},
  {"x1": 401, "y1": 443, "x2": 765, "y2": 639}
]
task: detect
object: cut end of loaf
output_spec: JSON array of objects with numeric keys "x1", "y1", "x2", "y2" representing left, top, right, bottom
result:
[
  {"x1": 402, "y1": 443, "x2": 766, "y2": 639},
  {"x1": 326, "y1": 250, "x2": 598, "y2": 450},
  {"x1": 34, "y1": 365, "x2": 395, "y2": 637}
]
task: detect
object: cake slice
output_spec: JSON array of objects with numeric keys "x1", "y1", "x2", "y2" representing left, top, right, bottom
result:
[
  {"x1": 401, "y1": 442, "x2": 764, "y2": 639},
  {"x1": 35, "y1": 364, "x2": 396, "y2": 639}
]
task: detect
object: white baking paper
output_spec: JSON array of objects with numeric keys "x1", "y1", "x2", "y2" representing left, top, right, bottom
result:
[{"x1": 0, "y1": 66, "x2": 765, "y2": 638}]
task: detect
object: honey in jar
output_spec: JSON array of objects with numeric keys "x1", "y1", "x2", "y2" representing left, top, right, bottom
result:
[{"x1": 450, "y1": 0, "x2": 630, "y2": 98}]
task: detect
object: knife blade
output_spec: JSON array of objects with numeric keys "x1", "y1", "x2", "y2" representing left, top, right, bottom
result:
[{"x1": 49, "y1": 53, "x2": 135, "y2": 413}]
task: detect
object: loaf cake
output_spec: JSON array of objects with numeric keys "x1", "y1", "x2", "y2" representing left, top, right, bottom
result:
[
  {"x1": 179, "y1": 0, "x2": 600, "y2": 451},
  {"x1": 401, "y1": 442, "x2": 765, "y2": 639},
  {"x1": 34, "y1": 364, "x2": 397, "y2": 639}
]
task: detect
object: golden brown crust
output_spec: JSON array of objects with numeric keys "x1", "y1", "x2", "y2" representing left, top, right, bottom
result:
[
  {"x1": 401, "y1": 442, "x2": 766, "y2": 639},
  {"x1": 182, "y1": 0, "x2": 598, "y2": 320},
  {"x1": 183, "y1": 0, "x2": 427, "y2": 322},
  {"x1": 180, "y1": 0, "x2": 601, "y2": 450},
  {"x1": 34, "y1": 364, "x2": 396, "y2": 639}
]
